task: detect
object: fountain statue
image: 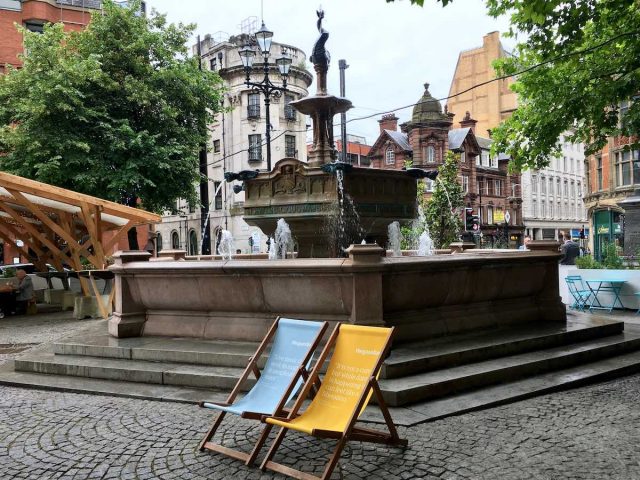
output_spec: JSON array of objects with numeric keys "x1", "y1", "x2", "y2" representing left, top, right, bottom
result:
[{"x1": 241, "y1": 9, "x2": 422, "y2": 257}]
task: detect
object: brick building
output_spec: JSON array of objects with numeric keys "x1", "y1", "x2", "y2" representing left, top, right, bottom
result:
[
  {"x1": 583, "y1": 127, "x2": 639, "y2": 259},
  {"x1": 369, "y1": 83, "x2": 524, "y2": 247},
  {"x1": 0, "y1": 0, "x2": 106, "y2": 73}
]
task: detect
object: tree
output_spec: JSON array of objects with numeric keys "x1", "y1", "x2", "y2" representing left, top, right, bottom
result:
[
  {"x1": 386, "y1": 0, "x2": 640, "y2": 170},
  {"x1": 0, "y1": 0, "x2": 223, "y2": 247},
  {"x1": 424, "y1": 152, "x2": 464, "y2": 249}
]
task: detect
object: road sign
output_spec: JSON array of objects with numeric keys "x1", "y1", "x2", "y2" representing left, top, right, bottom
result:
[{"x1": 504, "y1": 212, "x2": 511, "y2": 223}]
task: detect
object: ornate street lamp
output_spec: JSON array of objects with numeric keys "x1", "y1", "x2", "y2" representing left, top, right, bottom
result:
[{"x1": 238, "y1": 22, "x2": 292, "y2": 172}]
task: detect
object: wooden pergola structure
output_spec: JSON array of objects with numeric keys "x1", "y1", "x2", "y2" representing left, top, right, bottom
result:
[{"x1": 0, "y1": 171, "x2": 161, "y2": 276}]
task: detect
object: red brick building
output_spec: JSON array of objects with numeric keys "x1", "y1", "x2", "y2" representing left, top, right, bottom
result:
[
  {"x1": 369, "y1": 83, "x2": 524, "y2": 247},
  {"x1": 0, "y1": 0, "x2": 104, "y2": 73}
]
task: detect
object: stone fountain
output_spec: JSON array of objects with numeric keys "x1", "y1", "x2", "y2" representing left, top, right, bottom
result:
[{"x1": 242, "y1": 10, "x2": 420, "y2": 257}]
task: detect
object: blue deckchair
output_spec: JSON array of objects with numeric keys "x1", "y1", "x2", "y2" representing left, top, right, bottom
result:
[
  {"x1": 198, "y1": 317, "x2": 327, "y2": 465},
  {"x1": 566, "y1": 275, "x2": 592, "y2": 311}
]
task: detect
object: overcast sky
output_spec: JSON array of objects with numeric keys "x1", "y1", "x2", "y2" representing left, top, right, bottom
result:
[{"x1": 148, "y1": 0, "x2": 515, "y2": 144}]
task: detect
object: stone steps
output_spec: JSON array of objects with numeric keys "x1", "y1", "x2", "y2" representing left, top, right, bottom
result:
[
  {"x1": 52, "y1": 335, "x2": 262, "y2": 368},
  {"x1": 14, "y1": 349, "x2": 255, "y2": 391},
  {"x1": 382, "y1": 318, "x2": 623, "y2": 379},
  {"x1": 379, "y1": 330, "x2": 640, "y2": 406}
]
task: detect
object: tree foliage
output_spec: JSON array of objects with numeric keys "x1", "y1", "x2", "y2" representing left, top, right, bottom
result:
[
  {"x1": 424, "y1": 152, "x2": 464, "y2": 249},
  {"x1": 0, "y1": 0, "x2": 224, "y2": 213},
  {"x1": 488, "y1": 0, "x2": 640, "y2": 170}
]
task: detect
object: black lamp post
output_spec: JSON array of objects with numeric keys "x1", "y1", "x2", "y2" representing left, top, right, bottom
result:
[{"x1": 238, "y1": 22, "x2": 292, "y2": 172}]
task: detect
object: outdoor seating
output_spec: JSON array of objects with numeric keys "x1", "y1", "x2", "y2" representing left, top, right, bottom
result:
[
  {"x1": 198, "y1": 317, "x2": 327, "y2": 466},
  {"x1": 565, "y1": 275, "x2": 592, "y2": 311},
  {"x1": 260, "y1": 324, "x2": 408, "y2": 480}
]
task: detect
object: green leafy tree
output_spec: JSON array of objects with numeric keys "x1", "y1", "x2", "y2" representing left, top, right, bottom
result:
[
  {"x1": 424, "y1": 151, "x2": 464, "y2": 249},
  {"x1": 0, "y1": 0, "x2": 223, "y2": 247}
]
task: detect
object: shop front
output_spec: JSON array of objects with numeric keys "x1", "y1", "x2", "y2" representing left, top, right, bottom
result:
[{"x1": 592, "y1": 209, "x2": 624, "y2": 260}]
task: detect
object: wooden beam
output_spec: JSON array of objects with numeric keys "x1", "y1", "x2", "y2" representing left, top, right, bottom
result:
[
  {"x1": 0, "y1": 222, "x2": 40, "y2": 261},
  {"x1": 7, "y1": 189, "x2": 100, "y2": 267},
  {"x1": 0, "y1": 171, "x2": 160, "y2": 223},
  {"x1": 103, "y1": 219, "x2": 137, "y2": 254}
]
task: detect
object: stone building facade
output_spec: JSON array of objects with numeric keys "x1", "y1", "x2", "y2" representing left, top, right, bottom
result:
[
  {"x1": 157, "y1": 32, "x2": 312, "y2": 255},
  {"x1": 369, "y1": 84, "x2": 524, "y2": 248},
  {"x1": 447, "y1": 31, "x2": 588, "y2": 243}
]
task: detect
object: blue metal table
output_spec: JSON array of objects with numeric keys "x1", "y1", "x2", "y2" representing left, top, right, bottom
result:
[{"x1": 586, "y1": 279, "x2": 626, "y2": 312}]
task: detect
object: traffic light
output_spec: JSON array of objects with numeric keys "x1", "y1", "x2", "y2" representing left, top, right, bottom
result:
[{"x1": 464, "y1": 208, "x2": 480, "y2": 231}]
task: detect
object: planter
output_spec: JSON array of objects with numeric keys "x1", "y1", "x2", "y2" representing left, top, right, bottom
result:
[{"x1": 560, "y1": 266, "x2": 640, "y2": 310}]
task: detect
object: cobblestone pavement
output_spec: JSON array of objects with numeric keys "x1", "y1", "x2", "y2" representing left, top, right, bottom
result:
[{"x1": 1, "y1": 373, "x2": 639, "y2": 480}]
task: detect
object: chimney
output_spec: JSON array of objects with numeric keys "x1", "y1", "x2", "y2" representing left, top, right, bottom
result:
[
  {"x1": 459, "y1": 111, "x2": 477, "y2": 134},
  {"x1": 378, "y1": 114, "x2": 399, "y2": 134}
]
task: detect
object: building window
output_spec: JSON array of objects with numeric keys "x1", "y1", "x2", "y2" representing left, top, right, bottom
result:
[
  {"x1": 209, "y1": 58, "x2": 217, "y2": 71},
  {"x1": 597, "y1": 156, "x2": 603, "y2": 190},
  {"x1": 577, "y1": 181, "x2": 582, "y2": 198},
  {"x1": 556, "y1": 177, "x2": 561, "y2": 197},
  {"x1": 564, "y1": 180, "x2": 569, "y2": 198},
  {"x1": 24, "y1": 21, "x2": 45, "y2": 33},
  {"x1": 532, "y1": 199, "x2": 538, "y2": 217},
  {"x1": 188, "y1": 201, "x2": 196, "y2": 213},
  {"x1": 425, "y1": 145, "x2": 435, "y2": 163},
  {"x1": 480, "y1": 150, "x2": 490, "y2": 167},
  {"x1": 615, "y1": 150, "x2": 640, "y2": 186},
  {"x1": 248, "y1": 134, "x2": 262, "y2": 162},
  {"x1": 541, "y1": 176, "x2": 546, "y2": 195},
  {"x1": 550, "y1": 201, "x2": 554, "y2": 218},
  {"x1": 490, "y1": 154, "x2": 498, "y2": 169},
  {"x1": 285, "y1": 135, "x2": 296, "y2": 158},
  {"x1": 214, "y1": 181, "x2": 222, "y2": 210},
  {"x1": 532, "y1": 175, "x2": 538, "y2": 194},
  {"x1": 620, "y1": 99, "x2": 630, "y2": 127},
  {"x1": 188, "y1": 230, "x2": 198, "y2": 256},
  {"x1": 284, "y1": 94, "x2": 296, "y2": 120},
  {"x1": 461, "y1": 175, "x2": 469, "y2": 193},
  {"x1": 425, "y1": 179, "x2": 435, "y2": 192},
  {"x1": 171, "y1": 231, "x2": 180, "y2": 249},
  {"x1": 247, "y1": 93, "x2": 260, "y2": 118},
  {"x1": 213, "y1": 139, "x2": 220, "y2": 153},
  {"x1": 460, "y1": 150, "x2": 466, "y2": 163},
  {"x1": 541, "y1": 200, "x2": 546, "y2": 218},
  {"x1": 487, "y1": 206, "x2": 494, "y2": 224},
  {"x1": 494, "y1": 180, "x2": 502, "y2": 196},
  {"x1": 385, "y1": 147, "x2": 395, "y2": 165},
  {"x1": 156, "y1": 233, "x2": 163, "y2": 253}
]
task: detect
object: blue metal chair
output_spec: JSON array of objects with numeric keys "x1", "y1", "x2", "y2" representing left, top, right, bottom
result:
[
  {"x1": 565, "y1": 275, "x2": 592, "y2": 311},
  {"x1": 198, "y1": 317, "x2": 328, "y2": 465}
]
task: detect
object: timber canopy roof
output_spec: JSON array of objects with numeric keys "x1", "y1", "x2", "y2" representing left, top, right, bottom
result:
[{"x1": 0, "y1": 171, "x2": 161, "y2": 272}]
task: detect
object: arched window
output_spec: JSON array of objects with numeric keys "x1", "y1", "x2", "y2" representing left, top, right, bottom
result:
[
  {"x1": 425, "y1": 145, "x2": 435, "y2": 163},
  {"x1": 171, "y1": 231, "x2": 180, "y2": 249},
  {"x1": 156, "y1": 233, "x2": 163, "y2": 254},
  {"x1": 385, "y1": 147, "x2": 395, "y2": 165},
  {"x1": 188, "y1": 229, "x2": 198, "y2": 256}
]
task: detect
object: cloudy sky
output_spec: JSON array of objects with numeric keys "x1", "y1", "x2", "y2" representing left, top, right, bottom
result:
[{"x1": 149, "y1": 0, "x2": 515, "y2": 143}]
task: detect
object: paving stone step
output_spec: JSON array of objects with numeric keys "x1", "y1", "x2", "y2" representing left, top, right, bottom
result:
[
  {"x1": 52, "y1": 335, "x2": 263, "y2": 368},
  {"x1": 13, "y1": 350, "x2": 256, "y2": 391},
  {"x1": 382, "y1": 317, "x2": 623, "y2": 379},
  {"x1": 379, "y1": 330, "x2": 640, "y2": 406}
]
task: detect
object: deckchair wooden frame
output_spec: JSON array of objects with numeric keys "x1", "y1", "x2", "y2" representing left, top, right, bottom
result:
[
  {"x1": 260, "y1": 325, "x2": 408, "y2": 480},
  {"x1": 198, "y1": 316, "x2": 328, "y2": 466}
]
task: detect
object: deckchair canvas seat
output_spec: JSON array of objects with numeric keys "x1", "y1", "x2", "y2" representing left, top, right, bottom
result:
[
  {"x1": 198, "y1": 317, "x2": 327, "y2": 466},
  {"x1": 261, "y1": 324, "x2": 407, "y2": 480}
]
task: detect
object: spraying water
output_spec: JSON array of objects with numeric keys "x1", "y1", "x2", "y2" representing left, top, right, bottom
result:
[
  {"x1": 217, "y1": 230, "x2": 234, "y2": 261},
  {"x1": 272, "y1": 218, "x2": 294, "y2": 260},
  {"x1": 387, "y1": 221, "x2": 402, "y2": 257},
  {"x1": 417, "y1": 226, "x2": 434, "y2": 256},
  {"x1": 201, "y1": 180, "x2": 226, "y2": 255},
  {"x1": 267, "y1": 237, "x2": 277, "y2": 260}
]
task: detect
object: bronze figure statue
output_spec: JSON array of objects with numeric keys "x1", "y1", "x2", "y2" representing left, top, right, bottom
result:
[{"x1": 310, "y1": 8, "x2": 330, "y2": 70}]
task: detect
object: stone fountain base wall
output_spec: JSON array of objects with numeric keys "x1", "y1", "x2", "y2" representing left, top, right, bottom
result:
[{"x1": 108, "y1": 248, "x2": 565, "y2": 344}]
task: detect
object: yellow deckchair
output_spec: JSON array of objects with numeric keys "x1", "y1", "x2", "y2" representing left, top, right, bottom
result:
[{"x1": 260, "y1": 324, "x2": 407, "y2": 480}]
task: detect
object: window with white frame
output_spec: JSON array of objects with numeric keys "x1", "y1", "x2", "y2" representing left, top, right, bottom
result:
[
  {"x1": 385, "y1": 147, "x2": 395, "y2": 165},
  {"x1": 460, "y1": 150, "x2": 466, "y2": 163},
  {"x1": 490, "y1": 154, "x2": 498, "y2": 168},
  {"x1": 615, "y1": 149, "x2": 640, "y2": 186},
  {"x1": 541, "y1": 200, "x2": 546, "y2": 217},
  {"x1": 425, "y1": 145, "x2": 436, "y2": 163},
  {"x1": 532, "y1": 199, "x2": 538, "y2": 217},
  {"x1": 461, "y1": 175, "x2": 469, "y2": 193},
  {"x1": 532, "y1": 175, "x2": 538, "y2": 194},
  {"x1": 541, "y1": 176, "x2": 546, "y2": 194},
  {"x1": 487, "y1": 206, "x2": 494, "y2": 224},
  {"x1": 494, "y1": 179, "x2": 502, "y2": 196},
  {"x1": 480, "y1": 150, "x2": 490, "y2": 167},
  {"x1": 425, "y1": 178, "x2": 435, "y2": 192},
  {"x1": 564, "y1": 180, "x2": 569, "y2": 198}
]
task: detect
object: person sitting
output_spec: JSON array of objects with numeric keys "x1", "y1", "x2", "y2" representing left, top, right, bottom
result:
[
  {"x1": 560, "y1": 233, "x2": 580, "y2": 265},
  {"x1": 519, "y1": 235, "x2": 532, "y2": 251},
  {"x1": 12, "y1": 269, "x2": 34, "y2": 315}
]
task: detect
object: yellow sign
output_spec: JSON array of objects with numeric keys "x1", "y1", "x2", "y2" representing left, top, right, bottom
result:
[{"x1": 493, "y1": 210, "x2": 505, "y2": 223}]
